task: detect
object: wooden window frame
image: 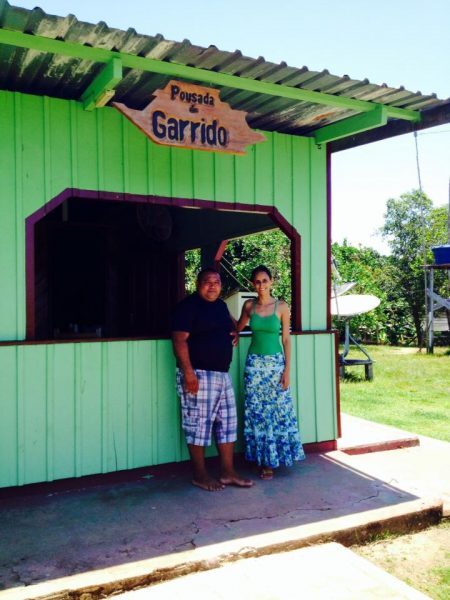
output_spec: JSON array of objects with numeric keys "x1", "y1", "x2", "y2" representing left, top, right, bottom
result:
[{"x1": 26, "y1": 189, "x2": 302, "y2": 340}]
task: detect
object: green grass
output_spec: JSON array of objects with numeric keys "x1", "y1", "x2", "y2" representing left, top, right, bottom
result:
[
  {"x1": 355, "y1": 521, "x2": 450, "y2": 600},
  {"x1": 427, "y1": 564, "x2": 450, "y2": 600},
  {"x1": 340, "y1": 345, "x2": 450, "y2": 442}
]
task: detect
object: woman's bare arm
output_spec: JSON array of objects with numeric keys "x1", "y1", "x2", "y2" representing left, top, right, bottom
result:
[
  {"x1": 279, "y1": 301, "x2": 291, "y2": 389},
  {"x1": 236, "y1": 299, "x2": 252, "y2": 332}
]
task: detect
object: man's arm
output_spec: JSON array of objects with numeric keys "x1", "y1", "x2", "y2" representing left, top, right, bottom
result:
[
  {"x1": 172, "y1": 331, "x2": 199, "y2": 394},
  {"x1": 236, "y1": 299, "x2": 252, "y2": 332}
]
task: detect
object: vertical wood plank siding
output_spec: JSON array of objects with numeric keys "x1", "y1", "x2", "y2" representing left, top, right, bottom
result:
[
  {"x1": 0, "y1": 90, "x2": 335, "y2": 487},
  {"x1": 0, "y1": 335, "x2": 336, "y2": 488}
]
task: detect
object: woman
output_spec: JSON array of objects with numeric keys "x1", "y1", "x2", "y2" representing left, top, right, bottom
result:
[{"x1": 237, "y1": 265, "x2": 305, "y2": 479}]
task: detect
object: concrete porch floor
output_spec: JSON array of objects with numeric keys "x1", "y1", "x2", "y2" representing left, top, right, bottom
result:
[{"x1": 0, "y1": 414, "x2": 448, "y2": 599}]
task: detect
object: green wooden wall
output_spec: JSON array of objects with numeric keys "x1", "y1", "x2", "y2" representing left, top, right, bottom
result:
[
  {"x1": 0, "y1": 89, "x2": 336, "y2": 488},
  {"x1": 0, "y1": 335, "x2": 336, "y2": 488}
]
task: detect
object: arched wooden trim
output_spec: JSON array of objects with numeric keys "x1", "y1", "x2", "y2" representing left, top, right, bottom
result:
[
  {"x1": 326, "y1": 147, "x2": 332, "y2": 330},
  {"x1": 26, "y1": 189, "x2": 302, "y2": 338},
  {"x1": 214, "y1": 240, "x2": 229, "y2": 263}
]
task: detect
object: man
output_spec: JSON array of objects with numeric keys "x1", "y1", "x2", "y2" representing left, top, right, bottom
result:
[{"x1": 172, "y1": 268, "x2": 253, "y2": 491}]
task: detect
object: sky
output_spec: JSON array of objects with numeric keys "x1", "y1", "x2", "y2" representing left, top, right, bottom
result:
[{"x1": 13, "y1": 0, "x2": 450, "y2": 254}]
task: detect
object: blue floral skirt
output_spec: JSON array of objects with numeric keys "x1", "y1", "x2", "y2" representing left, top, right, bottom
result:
[{"x1": 244, "y1": 353, "x2": 305, "y2": 468}]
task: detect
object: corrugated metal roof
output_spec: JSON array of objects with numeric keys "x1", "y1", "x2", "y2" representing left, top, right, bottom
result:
[{"x1": 0, "y1": 1, "x2": 449, "y2": 149}]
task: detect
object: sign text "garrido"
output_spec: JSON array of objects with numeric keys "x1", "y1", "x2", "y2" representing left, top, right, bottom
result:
[{"x1": 113, "y1": 80, "x2": 265, "y2": 155}]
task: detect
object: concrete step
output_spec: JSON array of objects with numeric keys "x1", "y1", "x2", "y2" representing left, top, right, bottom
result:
[{"x1": 115, "y1": 543, "x2": 430, "y2": 600}]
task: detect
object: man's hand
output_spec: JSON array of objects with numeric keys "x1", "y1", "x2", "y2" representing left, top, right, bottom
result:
[
  {"x1": 230, "y1": 330, "x2": 239, "y2": 347},
  {"x1": 183, "y1": 368, "x2": 199, "y2": 394},
  {"x1": 172, "y1": 331, "x2": 199, "y2": 393}
]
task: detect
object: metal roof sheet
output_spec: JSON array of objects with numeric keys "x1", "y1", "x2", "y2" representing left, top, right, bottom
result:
[{"x1": 0, "y1": 1, "x2": 449, "y2": 150}]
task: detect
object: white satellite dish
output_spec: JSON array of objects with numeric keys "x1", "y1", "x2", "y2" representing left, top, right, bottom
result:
[
  {"x1": 331, "y1": 294, "x2": 380, "y2": 317},
  {"x1": 331, "y1": 281, "x2": 356, "y2": 298}
]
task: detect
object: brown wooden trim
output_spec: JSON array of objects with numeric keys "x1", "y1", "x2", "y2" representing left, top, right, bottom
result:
[
  {"x1": 303, "y1": 440, "x2": 337, "y2": 453},
  {"x1": 25, "y1": 218, "x2": 35, "y2": 339},
  {"x1": 0, "y1": 442, "x2": 345, "y2": 497},
  {"x1": 0, "y1": 336, "x2": 172, "y2": 348},
  {"x1": 27, "y1": 189, "x2": 289, "y2": 216},
  {"x1": 214, "y1": 240, "x2": 229, "y2": 262},
  {"x1": 0, "y1": 462, "x2": 192, "y2": 498},
  {"x1": 326, "y1": 147, "x2": 332, "y2": 331},
  {"x1": 214, "y1": 240, "x2": 229, "y2": 271},
  {"x1": 25, "y1": 189, "x2": 303, "y2": 340},
  {"x1": 334, "y1": 329, "x2": 342, "y2": 438},
  {"x1": 1, "y1": 330, "x2": 338, "y2": 348},
  {"x1": 268, "y1": 207, "x2": 302, "y2": 332},
  {"x1": 0, "y1": 328, "x2": 337, "y2": 348},
  {"x1": 341, "y1": 437, "x2": 419, "y2": 455},
  {"x1": 25, "y1": 188, "x2": 78, "y2": 339}
]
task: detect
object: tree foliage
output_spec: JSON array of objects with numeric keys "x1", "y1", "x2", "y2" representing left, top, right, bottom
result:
[
  {"x1": 184, "y1": 190, "x2": 448, "y2": 346},
  {"x1": 185, "y1": 230, "x2": 292, "y2": 302},
  {"x1": 185, "y1": 248, "x2": 201, "y2": 293},
  {"x1": 221, "y1": 230, "x2": 292, "y2": 303},
  {"x1": 380, "y1": 190, "x2": 448, "y2": 345},
  {"x1": 332, "y1": 242, "x2": 416, "y2": 345}
]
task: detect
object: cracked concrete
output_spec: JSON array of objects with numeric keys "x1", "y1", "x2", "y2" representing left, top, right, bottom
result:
[{"x1": 0, "y1": 416, "x2": 448, "y2": 599}]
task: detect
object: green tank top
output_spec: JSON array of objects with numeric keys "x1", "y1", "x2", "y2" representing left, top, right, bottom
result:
[{"x1": 248, "y1": 300, "x2": 283, "y2": 355}]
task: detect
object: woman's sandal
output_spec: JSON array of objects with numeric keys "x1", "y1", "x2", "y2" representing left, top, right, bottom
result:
[{"x1": 260, "y1": 467, "x2": 274, "y2": 480}]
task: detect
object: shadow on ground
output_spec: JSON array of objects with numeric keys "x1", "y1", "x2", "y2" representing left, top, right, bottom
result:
[{"x1": 0, "y1": 452, "x2": 419, "y2": 590}]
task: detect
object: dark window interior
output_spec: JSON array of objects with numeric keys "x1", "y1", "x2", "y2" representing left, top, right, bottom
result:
[
  {"x1": 34, "y1": 199, "x2": 183, "y2": 340},
  {"x1": 30, "y1": 196, "x2": 292, "y2": 341}
]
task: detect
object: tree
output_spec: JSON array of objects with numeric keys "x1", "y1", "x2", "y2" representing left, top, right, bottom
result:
[
  {"x1": 184, "y1": 192, "x2": 448, "y2": 348},
  {"x1": 185, "y1": 230, "x2": 292, "y2": 301},
  {"x1": 221, "y1": 230, "x2": 292, "y2": 302},
  {"x1": 331, "y1": 242, "x2": 416, "y2": 345},
  {"x1": 380, "y1": 190, "x2": 448, "y2": 345}
]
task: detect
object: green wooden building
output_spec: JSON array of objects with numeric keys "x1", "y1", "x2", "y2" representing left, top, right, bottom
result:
[{"x1": 1, "y1": 2, "x2": 448, "y2": 488}]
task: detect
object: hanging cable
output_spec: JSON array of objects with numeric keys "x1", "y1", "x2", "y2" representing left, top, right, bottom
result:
[
  {"x1": 331, "y1": 256, "x2": 341, "y2": 320},
  {"x1": 220, "y1": 255, "x2": 253, "y2": 291},
  {"x1": 414, "y1": 130, "x2": 430, "y2": 351}
]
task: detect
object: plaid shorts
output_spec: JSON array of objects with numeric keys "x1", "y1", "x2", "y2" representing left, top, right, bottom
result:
[{"x1": 176, "y1": 368, "x2": 238, "y2": 446}]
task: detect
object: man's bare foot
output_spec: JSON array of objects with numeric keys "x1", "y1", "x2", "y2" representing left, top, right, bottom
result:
[
  {"x1": 219, "y1": 471, "x2": 254, "y2": 487},
  {"x1": 192, "y1": 476, "x2": 225, "y2": 492}
]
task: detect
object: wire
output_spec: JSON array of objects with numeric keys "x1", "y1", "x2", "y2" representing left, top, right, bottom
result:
[
  {"x1": 414, "y1": 130, "x2": 424, "y2": 193},
  {"x1": 417, "y1": 129, "x2": 450, "y2": 136},
  {"x1": 331, "y1": 255, "x2": 341, "y2": 319},
  {"x1": 414, "y1": 130, "x2": 430, "y2": 351},
  {"x1": 220, "y1": 256, "x2": 253, "y2": 291}
]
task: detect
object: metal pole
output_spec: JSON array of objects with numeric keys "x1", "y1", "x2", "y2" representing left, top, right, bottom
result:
[
  {"x1": 343, "y1": 319, "x2": 350, "y2": 358},
  {"x1": 428, "y1": 267, "x2": 434, "y2": 353}
]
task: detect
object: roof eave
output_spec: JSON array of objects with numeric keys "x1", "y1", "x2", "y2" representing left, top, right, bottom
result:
[{"x1": 329, "y1": 100, "x2": 450, "y2": 152}]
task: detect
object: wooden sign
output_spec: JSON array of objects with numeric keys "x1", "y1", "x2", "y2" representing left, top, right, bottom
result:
[{"x1": 113, "y1": 80, "x2": 265, "y2": 155}]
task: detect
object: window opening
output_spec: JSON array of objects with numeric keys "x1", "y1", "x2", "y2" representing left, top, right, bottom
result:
[
  {"x1": 32, "y1": 199, "x2": 181, "y2": 340},
  {"x1": 27, "y1": 193, "x2": 301, "y2": 340}
]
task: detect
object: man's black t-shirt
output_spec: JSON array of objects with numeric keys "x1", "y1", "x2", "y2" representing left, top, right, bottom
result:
[{"x1": 172, "y1": 293, "x2": 234, "y2": 372}]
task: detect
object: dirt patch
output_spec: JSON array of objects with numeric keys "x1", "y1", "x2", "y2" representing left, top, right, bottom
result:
[{"x1": 353, "y1": 520, "x2": 450, "y2": 599}]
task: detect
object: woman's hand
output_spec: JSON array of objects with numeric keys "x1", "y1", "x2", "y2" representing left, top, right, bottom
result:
[
  {"x1": 230, "y1": 330, "x2": 239, "y2": 347},
  {"x1": 280, "y1": 369, "x2": 290, "y2": 390}
]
